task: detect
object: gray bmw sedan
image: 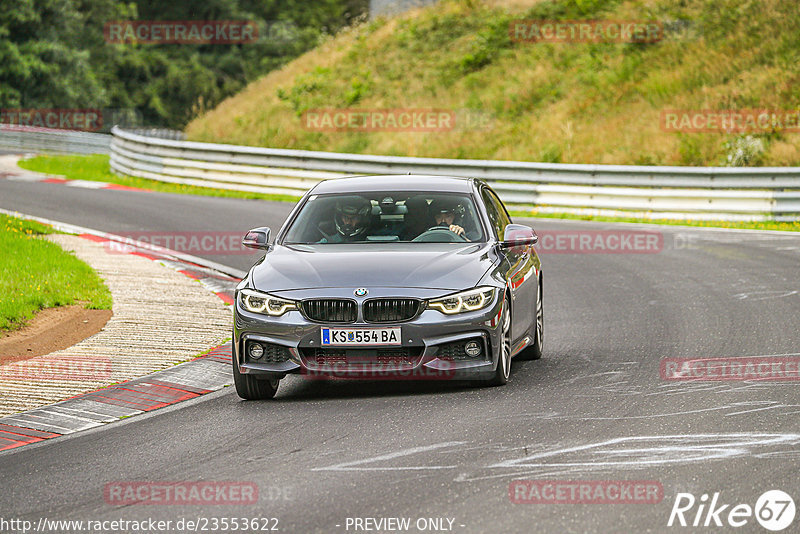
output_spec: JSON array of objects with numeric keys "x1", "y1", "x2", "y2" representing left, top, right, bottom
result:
[{"x1": 233, "y1": 175, "x2": 543, "y2": 399}]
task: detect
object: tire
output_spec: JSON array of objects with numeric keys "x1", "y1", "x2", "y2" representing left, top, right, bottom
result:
[
  {"x1": 233, "y1": 348, "x2": 280, "y2": 400},
  {"x1": 517, "y1": 276, "x2": 543, "y2": 361},
  {"x1": 484, "y1": 296, "x2": 512, "y2": 386}
]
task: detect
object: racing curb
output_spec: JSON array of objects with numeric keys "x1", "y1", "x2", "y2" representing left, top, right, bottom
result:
[
  {"x1": 1, "y1": 154, "x2": 149, "y2": 193},
  {"x1": 0, "y1": 208, "x2": 247, "y2": 280},
  {"x1": 0, "y1": 211, "x2": 247, "y2": 453}
]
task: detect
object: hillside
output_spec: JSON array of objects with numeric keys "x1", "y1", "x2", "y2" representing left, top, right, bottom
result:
[{"x1": 185, "y1": 0, "x2": 800, "y2": 167}]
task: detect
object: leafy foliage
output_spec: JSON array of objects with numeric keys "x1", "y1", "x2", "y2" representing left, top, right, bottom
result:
[{"x1": 0, "y1": 0, "x2": 368, "y2": 128}]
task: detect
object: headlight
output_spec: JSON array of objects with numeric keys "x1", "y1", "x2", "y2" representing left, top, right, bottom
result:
[
  {"x1": 239, "y1": 289, "x2": 297, "y2": 316},
  {"x1": 428, "y1": 287, "x2": 496, "y2": 315}
]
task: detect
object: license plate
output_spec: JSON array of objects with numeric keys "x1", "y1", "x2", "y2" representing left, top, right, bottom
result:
[{"x1": 321, "y1": 327, "x2": 401, "y2": 346}]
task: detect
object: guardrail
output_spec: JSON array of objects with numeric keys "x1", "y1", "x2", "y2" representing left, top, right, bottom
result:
[
  {"x1": 122, "y1": 128, "x2": 186, "y2": 141},
  {"x1": 107, "y1": 126, "x2": 797, "y2": 220},
  {"x1": 0, "y1": 126, "x2": 111, "y2": 154}
]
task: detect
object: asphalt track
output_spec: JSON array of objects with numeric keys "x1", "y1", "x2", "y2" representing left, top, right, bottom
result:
[{"x1": 2, "y1": 178, "x2": 800, "y2": 533}]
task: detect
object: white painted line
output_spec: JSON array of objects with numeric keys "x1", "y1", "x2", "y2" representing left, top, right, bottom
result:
[
  {"x1": 518, "y1": 215, "x2": 800, "y2": 237},
  {"x1": 0, "y1": 208, "x2": 246, "y2": 279},
  {"x1": 64, "y1": 180, "x2": 108, "y2": 189}
]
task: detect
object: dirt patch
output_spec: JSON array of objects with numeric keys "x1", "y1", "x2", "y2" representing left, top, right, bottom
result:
[{"x1": 0, "y1": 306, "x2": 112, "y2": 364}]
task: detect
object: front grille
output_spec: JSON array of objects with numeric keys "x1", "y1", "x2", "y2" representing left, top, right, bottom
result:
[
  {"x1": 363, "y1": 298, "x2": 422, "y2": 323},
  {"x1": 301, "y1": 299, "x2": 357, "y2": 323},
  {"x1": 246, "y1": 342, "x2": 292, "y2": 363},
  {"x1": 435, "y1": 338, "x2": 485, "y2": 361},
  {"x1": 305, "y1": 347, "x2": 420, "y2": 367}
]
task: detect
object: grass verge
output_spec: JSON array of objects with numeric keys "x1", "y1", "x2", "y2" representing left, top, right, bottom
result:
[
  {"x1": 510, "y1": 210, "x2": 800, "y2": 232},
  {"x1": 0, "y1": 214, "x2": 113, "y2": 332},
  {"x1": 17, "y1": 154, "x2": 301, "y2": 203}
]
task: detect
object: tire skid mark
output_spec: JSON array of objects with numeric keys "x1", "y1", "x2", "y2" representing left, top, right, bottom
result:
[{"x1": 311, "y1": 433, "x2": 800, "y2": 485}]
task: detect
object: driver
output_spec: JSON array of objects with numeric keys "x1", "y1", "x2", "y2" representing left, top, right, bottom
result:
[
  {"x1": 320, "y1": 196, "x2": 372, "y2": 243},
  {"x1": 428, "y1": 197, "x2": 469, "y2": 240}
]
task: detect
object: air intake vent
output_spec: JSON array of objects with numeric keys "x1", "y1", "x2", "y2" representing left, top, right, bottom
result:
[
  {"x1": 305, "y1": 347, "x2": 420, "y2": 367},
  {"x1": 246, "y1": 342, "x2": 293, "y2": 363}
]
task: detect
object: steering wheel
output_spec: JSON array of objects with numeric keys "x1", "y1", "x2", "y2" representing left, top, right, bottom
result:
[{"x1": 411, "y1": 226, "x2": 468, "y2": 243}]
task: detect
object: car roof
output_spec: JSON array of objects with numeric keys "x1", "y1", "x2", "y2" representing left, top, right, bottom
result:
[{"x1": 310, "y1": 174, "x2": 476, "y2": 194}]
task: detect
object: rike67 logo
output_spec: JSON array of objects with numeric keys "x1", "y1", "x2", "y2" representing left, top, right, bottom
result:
[{"x1": 668, "y1": 490, "x2": 795, "y2": 531}]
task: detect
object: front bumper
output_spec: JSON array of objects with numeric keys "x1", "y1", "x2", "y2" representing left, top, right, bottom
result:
[{"x1": 233, "y1": 290, "x2": 504, "y2": 381}]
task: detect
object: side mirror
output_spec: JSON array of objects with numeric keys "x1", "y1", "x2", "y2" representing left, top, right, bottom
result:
[
  {"x1": 501, "y1": 224, "x2": 538, "y2": 248},
  {"x1": 242, "y1": 227, "x2": 271, "y2": 250}
]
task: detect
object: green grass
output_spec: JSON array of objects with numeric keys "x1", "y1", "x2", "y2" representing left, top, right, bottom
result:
[
  {"x1": 17, "y1": 154, "x2": 301, "y2": 202},
  {"x1": 0, "y1": 214, "x2": 113, "y2": 332},
  {"x1": 509, "y1": 210, "x2": 800, "y2": 232}
]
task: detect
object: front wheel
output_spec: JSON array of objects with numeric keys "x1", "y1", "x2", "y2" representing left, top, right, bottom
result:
[
  {"x1": 517, "y1": 277, "x2": 543, "y2": 361},
  {"x1": 484, "y1": 297, "x2": 512, "y2": 386},
  {"x1": 233, "y1": 350, "x2": 280, "y2": 400}
]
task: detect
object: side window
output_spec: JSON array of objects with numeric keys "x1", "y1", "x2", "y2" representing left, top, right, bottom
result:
[{"x1": 481, "y1": 187, "x2": 511, "y2": 240}]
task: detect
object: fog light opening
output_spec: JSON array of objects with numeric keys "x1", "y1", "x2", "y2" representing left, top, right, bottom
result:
[
  {"x1": 249, "y1": 342, "x2": 264, "y2": 360},
  {"x1": 464, "y1": 341, "x2": 482, "y2": 357}
]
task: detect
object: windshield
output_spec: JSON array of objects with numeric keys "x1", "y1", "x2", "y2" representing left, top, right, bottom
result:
[{"x1": 283, "y1": 192, "x2": 485, "y2": 244}]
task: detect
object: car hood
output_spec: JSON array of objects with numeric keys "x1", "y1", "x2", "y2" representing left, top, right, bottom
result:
[{"x1": 250, "y1": 243, "x2": 496, "y2": 292}]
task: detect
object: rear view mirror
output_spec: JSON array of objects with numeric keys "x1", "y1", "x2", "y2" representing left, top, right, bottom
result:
[
  {"x1": 242, "y1": 227, "x2": 271, "y2": 250},
  {"x1": 501, "y1": 224, "x2": 538, "y2": 248}
]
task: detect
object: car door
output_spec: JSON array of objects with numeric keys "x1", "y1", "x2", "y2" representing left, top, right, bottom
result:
[{"x1": 480, "y1": 186, "x2": 537, "y2": 347}]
